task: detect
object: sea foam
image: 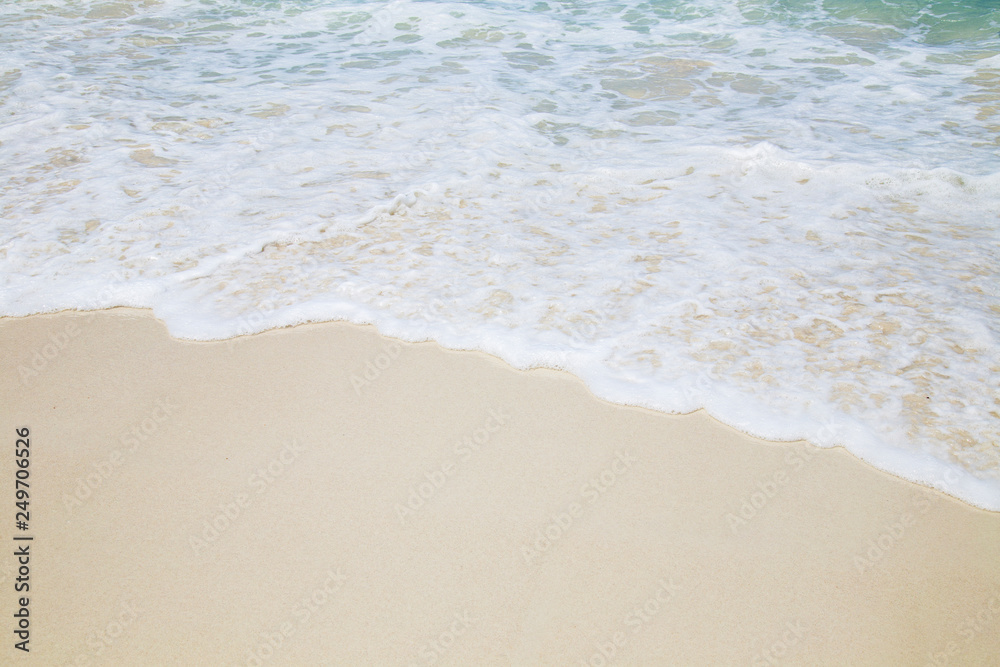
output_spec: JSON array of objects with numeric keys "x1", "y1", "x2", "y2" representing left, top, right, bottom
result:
[{"x1": 2, "y1": 0, "x2": 999, "y2": 508}]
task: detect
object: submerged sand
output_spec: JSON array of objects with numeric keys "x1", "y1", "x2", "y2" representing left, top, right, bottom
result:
[{"x1": 1, "y1": 308, "x2": 997, "y2": 665}]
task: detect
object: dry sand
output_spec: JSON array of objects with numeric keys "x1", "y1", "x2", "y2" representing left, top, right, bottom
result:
[{"x1": 1, "y1": 308, "x2": 998, "y2": 665}]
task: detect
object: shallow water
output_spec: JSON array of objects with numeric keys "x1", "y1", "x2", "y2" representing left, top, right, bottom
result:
[{"x1": 2, "y1": 0, "x2": 999, "y2": 508}]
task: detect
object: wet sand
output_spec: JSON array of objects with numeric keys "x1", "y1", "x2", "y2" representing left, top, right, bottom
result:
[{"x1": 1, "y1": 308, "x2": 998, "y2": 665}]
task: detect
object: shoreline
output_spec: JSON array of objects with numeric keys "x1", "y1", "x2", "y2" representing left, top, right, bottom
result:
[
  {"x1": 2, "y1": 308, "x2": 998, "y2": 664},
  {"x1": 11, "y1": 305, "x2": 1000, "y2": 511}
]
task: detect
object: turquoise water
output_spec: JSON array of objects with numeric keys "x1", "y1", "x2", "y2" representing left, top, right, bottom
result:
[{"x1": 1, "y1": 0, "x2": 999, "y2": 507}]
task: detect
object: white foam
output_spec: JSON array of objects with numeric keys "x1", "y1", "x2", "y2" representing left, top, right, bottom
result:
[{"x1": 2, "y1": 0, "x2": 1000, "y2": 509}]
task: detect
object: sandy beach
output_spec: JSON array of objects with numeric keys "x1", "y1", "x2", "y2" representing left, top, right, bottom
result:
[{"x1": 1, "y1": 308, "x2": 998, "y2": 665}]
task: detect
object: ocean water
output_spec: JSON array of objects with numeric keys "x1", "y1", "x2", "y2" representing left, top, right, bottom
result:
[{"x1": 2, "y1": 0, "x2": 999, "y2": 508}]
